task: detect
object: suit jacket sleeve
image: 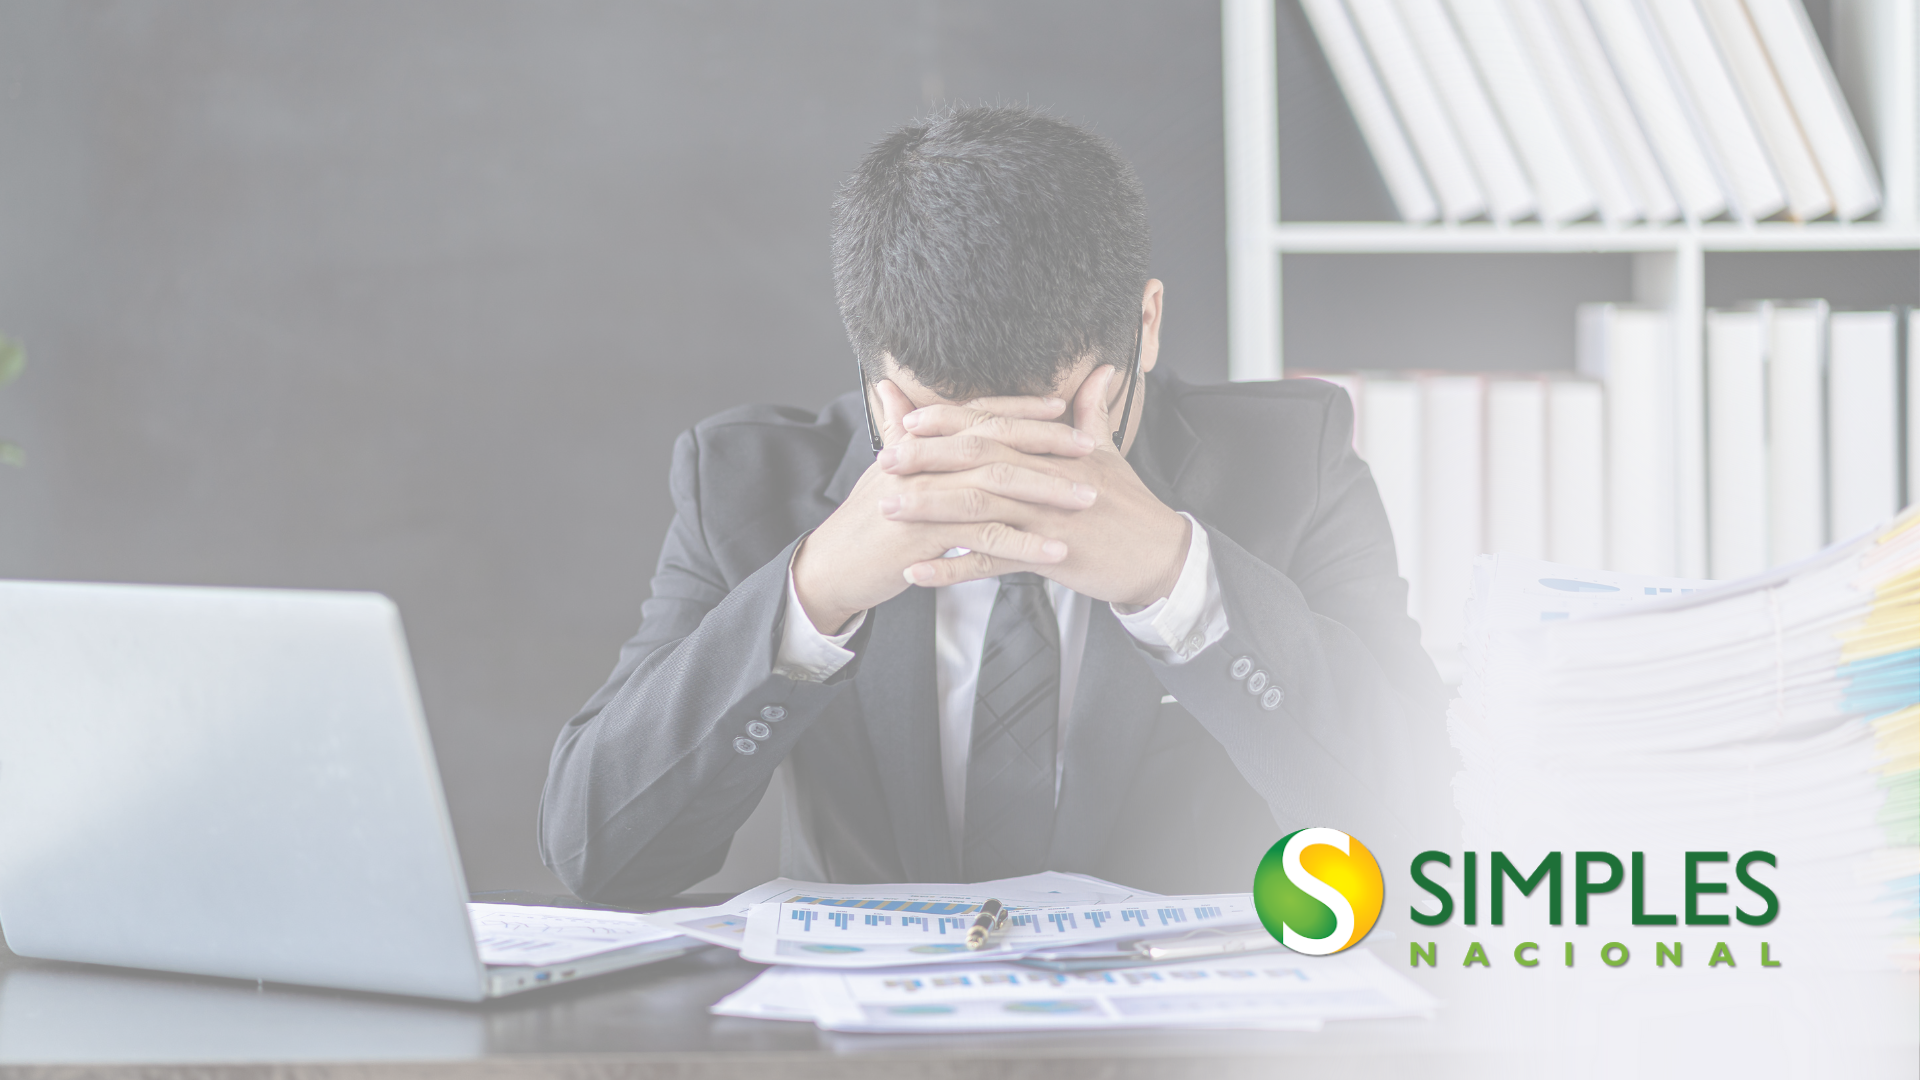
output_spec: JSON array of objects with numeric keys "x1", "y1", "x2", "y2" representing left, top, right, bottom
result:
[
  {"x1": 538, "y1": 426, "x2": 862, "y2": 904},
  {"x1": 1139, "y1": 387, "x2": 1455, "y2": 848}
]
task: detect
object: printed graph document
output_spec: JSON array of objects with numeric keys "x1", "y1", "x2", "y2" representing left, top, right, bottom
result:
[
  {"x1": 794, "y1": 949, "x2": 1434, "y2": 1033},
  {"x1": 646, "y1": 871, "x2": 1152, "y2": 951},
  {"x1": 1462, "y1": 553, "x2": 1710, "y2": 635},
  {"x1": 741, "y1": 894, "x2": 1256, "y2": 969},
  {"x1": 466, "y1": 904, "x2": 684, "y2": 967}
]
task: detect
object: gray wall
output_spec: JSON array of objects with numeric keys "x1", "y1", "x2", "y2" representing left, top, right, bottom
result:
[{"x1": 0, "y1": 1, "x2": 1227, "y2": 893}]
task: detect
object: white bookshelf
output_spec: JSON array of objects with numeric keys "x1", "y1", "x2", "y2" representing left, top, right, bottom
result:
[{"x1": 1221, "y1": 0, "x2": 1920, "y2": 580}]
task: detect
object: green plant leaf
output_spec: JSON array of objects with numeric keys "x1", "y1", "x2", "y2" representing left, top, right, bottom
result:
[
  {"x1": 0, "y1": 335, "x2": 22, "y2": 388},
  {"x1": 0, "y1": 441, "x2": 22, "y2": 467}
]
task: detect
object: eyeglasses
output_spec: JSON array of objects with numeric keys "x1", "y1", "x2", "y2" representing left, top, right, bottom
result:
[
  {"x1": 858, "y1": 323, "x2": 1143, "y2": 456},
  {"x1": 1111, "y1": 322, "x2": 1142, "y2": 451}
]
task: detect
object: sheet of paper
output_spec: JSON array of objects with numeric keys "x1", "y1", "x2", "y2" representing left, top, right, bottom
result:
[
  {"x1": 741, "y1": 894, "x2": 1257, "y2": 968},
  {"x1": 711, "y1": 966, "x2": 819, "y2": 1022},
  {"x1": 646, "y1": 871, "x2": 1156, "y2": 951},
  {"x1": 466, "y1": 903, "x2": 683, "y2": 967},
  {"x1": 801, "y1": 948, "x2": 1432, "y2": 1032}
]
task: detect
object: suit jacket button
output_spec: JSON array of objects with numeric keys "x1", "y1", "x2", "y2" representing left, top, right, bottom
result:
[
  {"x1": 1245, "y1": 670, "x2": 1269, "y2": 694},
  {"x1": 1261, "y1": 686, "x2": 1284, "y2": 711},
  {"x1": 760, "y1": 705, "x2": 787, "y2": 722},
  {"x1": 1229, "y1": 656, "x2": 1254, "y2": 680},
  {"x1": 746, "y1": 720, "x2": 772, "y2": 740},
  {"x1": 732, "y1": 737, "x2": 758, "y2": 755}
]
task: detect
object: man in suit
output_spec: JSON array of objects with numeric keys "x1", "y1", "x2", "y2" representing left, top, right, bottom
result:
[{"x1": 540, "y1": 106, "x2": 1450, "y2": 904}]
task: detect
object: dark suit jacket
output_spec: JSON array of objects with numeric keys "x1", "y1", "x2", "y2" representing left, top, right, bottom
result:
[{"x1": 539, "y1": 370, "x2": 1452, "y2": 903}]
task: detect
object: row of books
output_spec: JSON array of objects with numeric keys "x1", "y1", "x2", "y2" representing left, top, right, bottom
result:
[
  {"x1": 1707, "y1": 303, "x2": 1914, "y2": 578},
  {"x1": 1586, "y1": 301, "x2": 1918, "y2": 578},
  {"x1": 1305, "y1": 371, "x2": 1600, "y2": 675},
  {"x1": 1298, "y1": 0, "x2": 1883, "y2": 224},
  {"x1": 1303, "y1": 305, "x2": 1917, "y2": 674}
]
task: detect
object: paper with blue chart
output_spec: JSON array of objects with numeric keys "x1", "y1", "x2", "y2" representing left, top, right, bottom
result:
[
  {"x1": 717, "y1": 950, "x2": 1435, "y2": 1033},
  {"x1": 644, "y1": 870, "x2": 1150, "y2": 951},
  {"x1": 739, "y1": 894, "x2": 1258, "y2": 968}
]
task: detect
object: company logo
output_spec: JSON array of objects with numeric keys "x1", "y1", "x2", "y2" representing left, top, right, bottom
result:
[{"x1": 1253, "y1": 827, "x2": 1384, "y2": 956}]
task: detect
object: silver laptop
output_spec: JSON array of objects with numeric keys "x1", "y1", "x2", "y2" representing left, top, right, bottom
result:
[{"x1": 0, "y1": 579, "x2": 694, "y2": 1001}]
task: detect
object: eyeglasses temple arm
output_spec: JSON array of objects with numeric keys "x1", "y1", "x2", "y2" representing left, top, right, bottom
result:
[
  {"x1": 858, "y1": 358, "x2": 884, "y2": 453},
  {"x1": 1111, "y1": 325, "x2": 1142, "y2": 450}
]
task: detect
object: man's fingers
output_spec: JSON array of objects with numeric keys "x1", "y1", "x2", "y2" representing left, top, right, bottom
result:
[
  {"x1": 880, "y1": 468, "x2": 1096, "y2": 519},
  {"x1": 957, "y1": 395, "x2": 1068, "y2": 420},
  {"x1": 902, "y1": 524, "x2": 1064, "y2": 587},
  {"x1": 903, "y1": 549, "x2": 1001, "y2": 587},
  {"x1": 1073, "y1": 365, "x2": 1119, "y2": 446},
  {"x1": 874, "y1": 378, "x2": 915, "y2": 448},
  {"x1": 881, "y1": 431, "x2": 1090, "y2": 476},
  {"x1": 896, "y1": 407, "x2": 1096, "y2": 459}
]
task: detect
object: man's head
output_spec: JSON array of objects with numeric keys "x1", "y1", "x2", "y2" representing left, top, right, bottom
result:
[{"x1": 832, "y1": 106, "x2": 1153, "y2": 404}]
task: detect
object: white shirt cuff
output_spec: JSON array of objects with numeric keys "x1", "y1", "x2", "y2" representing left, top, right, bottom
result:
[
  {"x1": 773, "y1": 557, "x2": 865, "y2": 683},
  {"x1": 1111, "y1": 513, "x2": 1228, "y2": 665}
]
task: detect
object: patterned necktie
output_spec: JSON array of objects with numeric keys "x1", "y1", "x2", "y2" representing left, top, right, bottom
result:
[{"x1": 962, "y1": 572, "x2": 1060, "y2": 881}]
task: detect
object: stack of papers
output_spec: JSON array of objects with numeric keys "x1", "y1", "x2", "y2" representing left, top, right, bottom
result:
[
  {"x1": 646, "y1": 872, "x2": 1436, "y2": 1033},
  {"x1": 1450, "y1": 510, "x2": 1919, "y2": 969}
]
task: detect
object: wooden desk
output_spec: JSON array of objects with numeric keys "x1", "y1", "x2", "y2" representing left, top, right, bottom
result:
[{"x1": 0, "y1": 932, "x2": 1911, "y2": 1079}]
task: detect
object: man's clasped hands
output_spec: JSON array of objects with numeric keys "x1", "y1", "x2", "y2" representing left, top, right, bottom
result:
[{"x1": 791, "y1": 362, "x2": 1192, "y2": 636}]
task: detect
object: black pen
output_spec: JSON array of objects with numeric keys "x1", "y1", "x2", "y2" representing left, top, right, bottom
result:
[{"x1": 966, "y1": 898, "x2": 1007, "y2": 950}]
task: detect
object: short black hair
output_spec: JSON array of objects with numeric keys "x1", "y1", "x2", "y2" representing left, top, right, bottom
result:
[{"x1": 832, "y1": 106, "x2": 1150, "y2": 401}]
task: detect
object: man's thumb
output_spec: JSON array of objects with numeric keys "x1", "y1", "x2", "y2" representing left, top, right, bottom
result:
[
  {"x1": 874, "y1": 378, "x2": 915, "y2": 447},
  {"x1": 1074, "y1": 366, "x2": 1117, "y2": 443}
]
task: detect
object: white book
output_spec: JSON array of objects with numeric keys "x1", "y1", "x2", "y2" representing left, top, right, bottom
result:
[
  {"x1": 1831, "y1": 0, "x2": 1917, "y2": 229},
  {"x1": 1419, "y1": 374, "x2": 1486, "y2": 671},
  {"x1": 1766, "y1": 301, "x2": 1829, "y2": 564},
  {"x1": 1743, "y1": 0, "x2": 1883, "y2": 221},
  {"x1": 1827, "y1": 310, "x2": 1901, "y2": 540},
  {"x1": 1544, "y1": 377, "x2": 1606, "y2": 568},
  {"x1": 1673, "y1": 279, "x2": 1709, "y2": 582},
  {"x1": 1541, "y1": 0, "x2": 1682, "y2": 222},
  {"x1": 1345, "y1": 0, "x2": 1491, "y2": 221},
  {"x1": 1298, "y1": 0, "x2": 1443, "y2": 223},
  {"x1": 1485, "y1": 377, "x2": 1548, "y2": 559},
  {"x1": 1446, "y1": 0, "x2": 1598, "y2": 224},
  {"x1": 1579, "y1": 0, "x2": 1729, "y2": 222},
  {"x1": 1393, "y1": 0, "x2": 1537, "y2": 222},
  {"x1": 1910, "y1": 309, "x2": 1919, "y2": 509},
  {"x1": 1706, "y1": 307, "x2": 1770, "y2": 579},
  {"x1": 1641, "y1": 0, "x2": 1787, "y2": 222},
  {"x1": 1578, "y1": 303, "x2": 1675, "y2": 575},
  {"x1": 1359, "y1": 378, "x2": 1425, "y2": 614},
  {"x1": 1696, "y1": 0, "x2": 1833, "y2": 221}
]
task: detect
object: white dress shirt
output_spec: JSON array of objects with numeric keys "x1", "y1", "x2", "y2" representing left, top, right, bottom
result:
[{"x1": 773, "y1": 512, "x2": 1228, "y2": 861}]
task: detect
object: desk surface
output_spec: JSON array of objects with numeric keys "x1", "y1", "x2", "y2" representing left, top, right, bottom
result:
[{"x1": 0, "y1": 928, "x2": 1913, "y2": 1080}]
